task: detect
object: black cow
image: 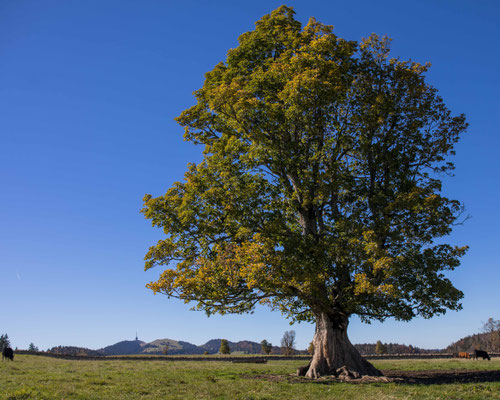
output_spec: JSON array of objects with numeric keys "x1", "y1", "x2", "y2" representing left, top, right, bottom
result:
[
  {"x1": 2, "y1": 347, "x2": 14, "y2": 361},
  {"x1": 473, "y1": 349, "x2": 490, "y2": 360}
]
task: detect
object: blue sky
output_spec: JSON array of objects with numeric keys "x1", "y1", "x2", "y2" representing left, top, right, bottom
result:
[{"x1": 1, "y1": 0, "x2": 498, "y2": 351}]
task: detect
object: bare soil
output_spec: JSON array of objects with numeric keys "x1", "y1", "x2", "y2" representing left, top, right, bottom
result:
[{"x1": 246, "y1": 369, "x2": 500, "y2": 385}]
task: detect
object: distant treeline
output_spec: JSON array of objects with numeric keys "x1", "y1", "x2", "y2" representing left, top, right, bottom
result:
[
  {"x1": 45, "y1": 333, "x2": 495, "y2": 357},
  {"x1": 47, "y1": 342, "x2": 434, "y2": 357},
  {"x1": 48, "y1": 346, "x2": 103, "y2": 356},
  {"x1": 354, "y1": 343, "x2": 439, "y2": 355}
]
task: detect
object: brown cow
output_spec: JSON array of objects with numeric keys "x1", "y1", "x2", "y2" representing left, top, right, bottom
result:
[{"x1": 458, "y1": 352, "x2": 469, "y2": 359}]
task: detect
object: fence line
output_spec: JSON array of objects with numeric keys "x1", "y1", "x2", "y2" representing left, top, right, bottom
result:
[{"x1": 15, "y1": 350, "x2": 500, "y2": 362}]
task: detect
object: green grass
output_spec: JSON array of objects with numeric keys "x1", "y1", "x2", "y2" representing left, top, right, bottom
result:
[
  {"x1": 373, "y1": 357, "x2": 500, "y2": 371},
  {"x1": 1, "y1": 355, "x2": 499, "y2": 399}
]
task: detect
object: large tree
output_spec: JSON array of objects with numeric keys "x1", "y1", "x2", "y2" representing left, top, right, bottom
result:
[
  {"x1": 0, "y1": 334, "x2": 10, "y2": 351},
  {"x1": 481, "y1": 318, "x2": 500, "y2": 351},
  {"x1": 281, "y1": 330, "x2": 296, "y2": 355},
  {"x1": 142, "y1": 6, "x2": 468, "y2": 378}
]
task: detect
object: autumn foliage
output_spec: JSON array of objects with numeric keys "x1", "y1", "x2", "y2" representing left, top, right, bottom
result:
[{"x1": 142, "y1": 6, "x2": 468, "y2": 377}]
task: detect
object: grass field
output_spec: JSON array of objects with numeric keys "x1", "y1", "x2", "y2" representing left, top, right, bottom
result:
[{"x1": 1, "y1": 355, "x2": 499, "y2": 399}]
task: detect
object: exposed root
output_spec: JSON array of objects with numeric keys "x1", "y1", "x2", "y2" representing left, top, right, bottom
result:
[
  {"x1": 299, "y1": 364, "x2": 387, "y2": 382},
  {"x1": 332, "y1": 366, "x2": 393, "y2": 382},
  {"x1": 336, "y1": 365, "x2": 361, "y2": 379},
  {"x1": 297, "y1": 363, "x2": 310, "y2": 376}
]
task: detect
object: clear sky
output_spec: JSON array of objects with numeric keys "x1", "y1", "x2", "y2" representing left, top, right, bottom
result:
[{"x1": 1, "y1": 0, "x2": 499, "y2": 351}]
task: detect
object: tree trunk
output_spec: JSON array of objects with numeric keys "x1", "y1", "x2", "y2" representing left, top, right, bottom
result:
[{"x1": 304, "y1": 312, "x2": 382, "y2": 379}]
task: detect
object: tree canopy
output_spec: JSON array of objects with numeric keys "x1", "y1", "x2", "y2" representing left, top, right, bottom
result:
[
  {"x1": 142, "y1": 6, "x2": 467, "y2": 377},
  {"x1": 482, "y1": 318, "x2": 500, "y2": 351},
  {"x1": 281, "y1": 330, "x2": 296, "y2": 355},
  {"x1": 219, "y1": 339, "x2": 231, "y2": 354},
  {"x1": 375, "y1": 340, "x2": 387, "y2": 355},
  {"x1": 0, "y1": 334, "x2": 10, "y2": 351},
  {"x1": 260, "y1": 339, "x2": 272, "y2": 355},
  {"x1": 28, "y1": 343, "x2": 39, "y2": 352}
]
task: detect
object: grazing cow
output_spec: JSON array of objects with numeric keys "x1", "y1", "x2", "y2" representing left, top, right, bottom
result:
[
  {"x1": 473, "y1": 349, "x2": 490, "y2": 360},
  {"x1": 2, "y1": 347, "x2": 14, "y2": 361},
  {"x1": 458, "y1": 352, "x2": 469, "y2": 359}
]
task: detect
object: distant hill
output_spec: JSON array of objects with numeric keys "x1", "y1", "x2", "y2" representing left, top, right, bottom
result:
[
  {"x1": 199, "y1": 339, "x2": 284, "y2": 355},
  {"x1": 49, "y1": 338, "x2": 290, "y2": 356},
  {"x1": 140, "y1": 338, "x2": 201, "y2": 355},
  {"x1": 135, "y1": 338, "x2": 286, "y2": 355},
  {"x1": 99, "y1": 340, "x2": 145, "y2": 355}
]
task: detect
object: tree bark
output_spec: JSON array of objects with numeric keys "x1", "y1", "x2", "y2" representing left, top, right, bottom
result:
[{"x1": 304, "y1": 312, "x2": 382, "y2": 379}]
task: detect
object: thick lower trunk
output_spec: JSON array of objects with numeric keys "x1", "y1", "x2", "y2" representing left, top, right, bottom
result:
[{"x1": 304, "y1": 313, "x2": 382, "y2": 379}]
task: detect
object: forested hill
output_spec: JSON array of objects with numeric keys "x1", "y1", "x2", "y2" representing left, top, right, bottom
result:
[
  {"x1": 48, "y1": 346, "x2": 102, "y2": 356},
  {"x1": 445, "y1": 332, "x2": 491, "y2": 353},
  {"x1": 199, "y1": 339, "x2": 283, "y2": 355},
  {"x1": 99, "y1": 340, "x2": 146, "y2": 355}
]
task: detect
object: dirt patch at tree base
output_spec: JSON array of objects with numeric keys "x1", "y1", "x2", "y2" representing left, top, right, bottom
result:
[{"x1": 245, "y1": 370, "x2": 500, "y2": 385}]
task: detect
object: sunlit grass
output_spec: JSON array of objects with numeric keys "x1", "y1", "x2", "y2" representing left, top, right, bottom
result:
[
  {"x1": 1, "y1": 355, "x2": 499, "y2": 399},
  {"x1": 374, "y1": 357, "x2": 500, "y2": 371}
]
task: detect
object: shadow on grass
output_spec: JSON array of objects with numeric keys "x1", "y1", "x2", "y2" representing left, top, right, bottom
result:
[
  {"x1": 383, "y1": 369, "x2": 500, "y2": 385},
  {"x1": 245, "y1": 370, "x2": 500, "y2": 385}
]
